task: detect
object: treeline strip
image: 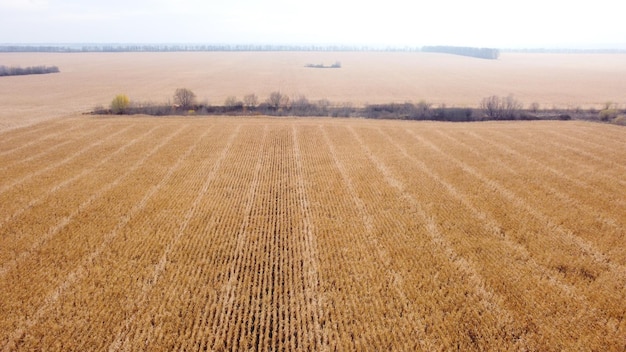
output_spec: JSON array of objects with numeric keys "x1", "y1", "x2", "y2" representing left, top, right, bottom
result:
[
  {"x1": 305, "y1": 61, "x2": 342, "y2": 68},
  {"x1": 0, "y1": 44, "x2": 422, "y2": 53},
  {"x1": 94, "y1": 98, "x2": 575, "y2": 122},
  {"x1": 0, "y1": 65, "x2": 59, "y2": 76},
  {"x1": 3, "y1": 45, "x2": 624, "y2": 54},
  {"x1": 422, "y1": 46, "x2": 500, "y2": 59}
]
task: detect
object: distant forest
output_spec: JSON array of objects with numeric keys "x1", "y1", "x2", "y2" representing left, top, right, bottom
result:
[
  {"x1": 422, "y1": 46, "x2": 500, "y2": 59},
  {"x1": 2, "y1": 44, "x2": 622, "y2": 55},
  {"x1": 0, "y1": 65, "x2": 59, "y2": 76},
  {"x1": 0, "y1": 44, "x2": 423, "y2": 53}
]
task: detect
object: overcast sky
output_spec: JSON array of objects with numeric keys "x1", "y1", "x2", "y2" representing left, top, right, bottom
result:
[{"x1": 0, "y1": 0, "x2": 624, "y2": 48}]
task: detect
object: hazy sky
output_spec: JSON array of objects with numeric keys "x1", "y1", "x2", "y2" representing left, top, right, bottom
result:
[{"x1": 1, "y1": 0, "x2": 624, "y2": 48}]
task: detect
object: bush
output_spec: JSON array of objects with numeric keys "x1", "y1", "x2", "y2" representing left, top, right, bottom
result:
[
  {"x1": 612, "y1": 115, "x2": 626, "y2": 126},
  {"x1": 434, "y1": 107, "x2": 473, "y2": 121},
  {"x1": 110, "y1": 94, "x2": 130, "y2": 114},
  {"x1": 599, "y1": 109, "x2": 619, "y2": 121}
]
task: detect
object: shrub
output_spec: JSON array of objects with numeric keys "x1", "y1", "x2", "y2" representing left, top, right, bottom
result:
[
  {"x1": 599, "y1": 109, "x2": 619, "y2": 121},
  {"x1": 612, "y1": 115, "x2": 626, "y2": 126},
  {"x1": 110, "y1": 94, "x2": 130, "y2": 114},
  {"x1": 434, "y1": 107, "x2": 473, "y2": 121}
]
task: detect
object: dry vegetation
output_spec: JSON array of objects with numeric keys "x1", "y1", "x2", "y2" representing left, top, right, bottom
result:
[
  {"x1": 1, "y1": 52, "x2": 626, "y2": 130},
  {"x1": 0, "y1": 116, "x2": 624, "y2": 350},
  {"x1": 1, "y1": 51, "x2": 625, "y2": 350}
]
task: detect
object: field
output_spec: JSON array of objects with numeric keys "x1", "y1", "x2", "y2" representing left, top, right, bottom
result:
[
  {"x1": 1, "y1": 115, "x2": 625, "y2": 350},
  {"x1": 1, "y1": 51, "x2": 625, "y2": 350},
  {"x1": 1, "y1": 52, "x2": 626, "y2": 130}
]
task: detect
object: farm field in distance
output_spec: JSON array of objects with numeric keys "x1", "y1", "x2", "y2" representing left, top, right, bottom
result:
[
  {"x1": 1, "y1": 52, "x2": 626, "y2": 130},
  {"x1": 0, "y1": 115, "x2": 624, "y2": 350}
]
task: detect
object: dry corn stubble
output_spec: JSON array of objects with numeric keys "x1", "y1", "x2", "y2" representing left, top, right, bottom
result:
[{"x1": 1, "y1": 116, "x2": 625, "y2": 351}]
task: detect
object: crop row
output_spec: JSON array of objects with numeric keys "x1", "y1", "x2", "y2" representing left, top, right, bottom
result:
[{"x1": 0, "y1": 117, "x2": 623, "y2": 350}]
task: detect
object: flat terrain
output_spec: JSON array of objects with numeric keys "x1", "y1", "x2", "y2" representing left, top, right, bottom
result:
[
  {"x1": 1, "y1": 52, "x2": 626, "y2": 130},
  {"x1": 1, "y1": 116, "x2": 624, "y2": 350}
]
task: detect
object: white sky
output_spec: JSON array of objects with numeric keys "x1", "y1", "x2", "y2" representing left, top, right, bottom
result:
[{"x1": 0, "y1": 0, "x2": 624, "y2": 48}]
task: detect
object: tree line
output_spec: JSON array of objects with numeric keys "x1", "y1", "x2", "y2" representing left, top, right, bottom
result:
[
  {"x1": 0, "y1": 44, "x2": 423, "y2": 53},
  {"x1": 422, "y1": 46, "x2": 500, "y2": 59},
  {"x1": 0, "y1": 44, "x2": 499, "y2": 55},
  {"x1": 0, "y1": 65, "x2": 59, "y2": 76},
  {"x1": 100, "y1": 89, "x2": 585, "y2": 122}
]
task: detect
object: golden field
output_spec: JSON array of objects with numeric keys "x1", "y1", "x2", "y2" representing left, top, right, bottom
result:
[
  {"x1": 0, "y1": 52, "x2": 625, "y2": 350},
  {"x1": 0, "y1": 115, "x2": 625, "y2": 350},
  {"x1": 1, "y1": 52, "x2": 626, "y2": 130}
]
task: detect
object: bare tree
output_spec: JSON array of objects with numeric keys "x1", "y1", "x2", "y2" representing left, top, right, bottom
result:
[
  {"x1": 243, "y1": 93, "x2": 258, "y2": 109},
  {"x1": 173, "y1": 88, "x2": 196, "y2": 109},
  {"x1": 224, "y1": 96, "x2": 242, "y2": 109},
  {"x1": 266, "y1": 91, "x2": 290, "y2": 110},
  {"x1": 415, "y1": 100, "x2": 433, "y2": 119},
  {"x1": 529, "y1": 102, "x2": 540, "y2": 113},
  {"x1": 480, "y1": 95, "x2": 501, "y2": 119},
  {"x1": 502, "y1": 94, "x2": 523, "y2": 118},
  {"x1": 480, "y1": 95, "x2": 522, "y2": 119}
]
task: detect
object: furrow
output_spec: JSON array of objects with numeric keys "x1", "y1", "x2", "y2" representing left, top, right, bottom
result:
[
  {"x1": 1, "y1": 124, "x2": 197, "y2": 351},
  {"x1": 0, "y1": 123, "x2": 134, "y2": 196},
  {"x1": 0, "y1": 125, "x2": 183, "y2": 279},
  {"x1": 346, "y1": 125, "x2": 523, "y2": 349}
]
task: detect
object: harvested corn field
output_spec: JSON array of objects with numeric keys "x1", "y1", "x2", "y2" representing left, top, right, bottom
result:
[{"x1": 0, "y1": 116, "x2": 625, "y2": 350}]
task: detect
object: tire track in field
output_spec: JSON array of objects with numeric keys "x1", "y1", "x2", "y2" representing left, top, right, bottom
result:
[
  {"x1": 488, "y1": 129, "x2": 626, "y2": 205},
  {"x1": 292, "y1": 125, "x2": 325, "y2": 351},
  {"x1": 0, "y1": 124, "x2": 155, "y2": 232},
  {"x1": 570, "y1": 126, "x2": 626, "y2": 149},
  {"x1": 458, "y1": 130, "x2": 624, "y2": 233},
  {"x1": 541, "y1": 129, "x2": 626, "y2": 177},
  {"x1": 548, "y1": 125, "x2": 626, "y2": 156},
  {"x1": 320, "y1": 125, "x2": 435, "y2": 351},
  {"x1": 0, "y1": 122, "x2": 84, "y2": 160},
  {"x1": 493, "y1": 130, "x2": 626, "y2": 207},
  {"x1": 403, "y1": 128, "x2": 626, "y2": 280},
  {"x1": 0, "y1": 123, "x2": 134, "y2": 196},
  {"x1": 1, "y1": 124, "x2": 200, "y2": 352},
  {"x1": 0, "y1": 122, "x2": 107, "y2": 177},
  {"x1": 0, "y1": 119, "x2": 73, "y2": 147},
  {"x1": 107, "y1": 125, "x2": 239, "y2": 352},
  {"x1": 209, "y1": 126, "x2": 268, "y2": 347},
  {"x1": 388, "y1": 126, "x2": 604, "y2": 301},
  {"x1": 375, "y1": 127, "x2": 579, "y2": 297},
  {"x1": 0, "y1": 125, "x2": 184, "y2": 279},
  {"x1": 546, "y1": 129, "x2": 626, "y2": 188},
  {"x1": 345, "y1": 125, "x2": 524, "y2": 349},
  {"x1": 472, "y1": 129, "x2": 622, "y2": 199},
  {"x1": 0, "y1": 140, "x2": 77, "y2": 173},
  {"x1": 123, "y1": 126, "x2": 263, "y2": 350}
]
